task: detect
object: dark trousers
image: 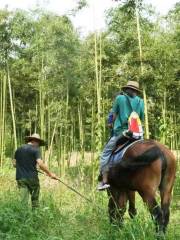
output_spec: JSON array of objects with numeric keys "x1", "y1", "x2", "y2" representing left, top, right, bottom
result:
[{"x1": 17, "y1": 177, "x2": 40, "y2": 208}]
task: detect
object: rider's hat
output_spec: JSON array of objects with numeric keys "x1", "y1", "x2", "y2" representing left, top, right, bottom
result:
[{"x1": 122, "y1": 81, "x2": 141, "y2": 92}]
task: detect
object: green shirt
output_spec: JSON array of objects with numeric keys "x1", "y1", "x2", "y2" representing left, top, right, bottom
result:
[{"x1": 112, "y1": 94, "x2": 144, "y2": 136}]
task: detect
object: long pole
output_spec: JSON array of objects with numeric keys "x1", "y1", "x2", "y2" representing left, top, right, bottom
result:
[{"x1": 38, "y1": 170, "x2": 101, "y2": 208}]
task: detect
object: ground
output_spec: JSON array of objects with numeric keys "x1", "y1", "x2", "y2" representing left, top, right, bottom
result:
[{"x1": 0, "y1": 166, "x2": 179, "y2": 240}]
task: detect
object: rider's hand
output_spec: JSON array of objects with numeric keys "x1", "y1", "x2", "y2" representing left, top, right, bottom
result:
[{"x1": 48, "y1": 172, "x2": 59, "y2": 180}]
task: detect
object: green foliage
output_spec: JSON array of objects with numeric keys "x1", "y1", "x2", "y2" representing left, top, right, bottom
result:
[
  {"x1": 0, "y1": 171, "x2": 180, "y2": 240},
  {"x1": 0, "y1": 1, "x2": 179, "y2": 162},
  {"x1": 0, "y1": 2, "x2": 179, "y2": 238}
]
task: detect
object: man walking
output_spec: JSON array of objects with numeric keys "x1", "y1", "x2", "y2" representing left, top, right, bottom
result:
[{"x1": 13, "y1": 133, "x2": 59, "y2": 208}]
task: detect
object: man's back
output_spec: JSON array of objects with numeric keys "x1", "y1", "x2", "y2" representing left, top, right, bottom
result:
[
  {"x1": 113, "y1": 94, "x2": 144, "y2": 136},
  {"x1": 15, "y1": 144, "x2": 40, "y2": 180}
]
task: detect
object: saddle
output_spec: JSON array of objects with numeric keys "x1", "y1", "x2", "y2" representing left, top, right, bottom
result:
[
  {"x1": 110, "y1": 135, "x2": 140, "y2": 167},
  {"x1": 113, "y1": 134, "x2": 135, "y2": 154}
]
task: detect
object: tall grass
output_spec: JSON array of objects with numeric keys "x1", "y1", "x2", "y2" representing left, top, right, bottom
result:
[{"x1": 0, "y1": 167, "x2": 179, "y2": 240}]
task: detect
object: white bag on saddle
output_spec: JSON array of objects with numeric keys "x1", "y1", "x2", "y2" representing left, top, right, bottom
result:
[{"x1": 128, "y1": 111, "x2": 143, "y2": 139}]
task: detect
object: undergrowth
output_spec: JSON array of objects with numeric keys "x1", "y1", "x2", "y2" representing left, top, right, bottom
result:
[{"x1": 0, "y1": 169, "x2": 179, "y2": 240}]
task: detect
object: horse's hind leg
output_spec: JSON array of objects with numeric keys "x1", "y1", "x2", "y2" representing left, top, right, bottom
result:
[
  {"x1": 160, "y1": 175, "x2": 175, "y2": 233},
  {"x1": 160, "y1": 152, "x2": 176, "y2": 233},
  {"x1": 140, "y1": 190, "x2": 164, "y2": 233},
  {"x1": 127, "y1": 191, "x2": 137, "y2": 219},
  {"x1": 160, "y1": 191, "x2": 171, "y2": 234}
]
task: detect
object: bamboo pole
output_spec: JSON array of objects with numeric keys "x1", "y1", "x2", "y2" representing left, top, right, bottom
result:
[
  {"x1": 91, "y1": 102, "x2": 96, "y2": 189},
  {"x1": 47, "y1": 97, "x2": 51, "y2": 147},
  {"x1": 63, "y1": 79, "x2": 69, "y2": 172},
  {"x1": 2, "y1": 74, "x2": 7, "y2": 166},
  {"x1": 39, "y1": 57, "x2": 45, "y2": 158},
  {"x1": 46, "y1": 121, "x2": 57, "y2": 168},
  {"x1": 40, "y1": 58, "x2": 45, "y2": 139},
  {"x1": 78, "y1": 102, "x2": 85, "y2": 183},
  {"x1": 78, "y1": 102, "x2": 84, "y2": 162},
  {"x1": 135, "y1": 0, "x2": 150, "y2": 139},
  {"x1": 0, "y1": 74, "x2": 3, "y2": 167},
  {"x1": 163, "y1": 91, "x2": 167, "y2": 145},
  {"x1": 94, "y1": 32, "x2": 102, "y2": 151},
  {"x1": 7, "y1": 64, "x2": 17, "y2": 150},
  {"x1": 59, "y1": 125, "x2": 63, "y2": 175},
  {"x1": 35, "y1": 100, "x2": 38, "y2": 133}
]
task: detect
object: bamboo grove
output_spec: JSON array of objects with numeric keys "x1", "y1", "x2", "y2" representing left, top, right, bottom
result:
[{"x1": 0, "y1": 1, "x2": 179, "y2": 175}]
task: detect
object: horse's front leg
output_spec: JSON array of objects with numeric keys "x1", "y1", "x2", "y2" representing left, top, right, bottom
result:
[{"x1": 127, "y1": 190, "x2": 137, "y2": 219}]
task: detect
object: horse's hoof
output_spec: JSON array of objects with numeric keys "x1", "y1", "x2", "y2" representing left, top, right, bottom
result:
[
  {"x1": 128, "y1": 208, "x2": 137, "y2": 219},
  {"x1": 156, "y1": 231, "x2": 165, "y2": 240}
]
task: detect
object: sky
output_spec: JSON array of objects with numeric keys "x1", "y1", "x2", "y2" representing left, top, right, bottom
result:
[{"x1": 0, "y1": 0, "x2": 179, "y2": 35}]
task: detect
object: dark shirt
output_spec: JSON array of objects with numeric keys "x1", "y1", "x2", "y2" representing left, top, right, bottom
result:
[{"x1": 14, "y1": 144, "x2": 41, "y2": 180}]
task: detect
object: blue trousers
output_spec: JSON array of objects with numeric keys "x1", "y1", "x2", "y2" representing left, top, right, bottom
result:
[{"x1": 100, "y1": 135, "x2": 122, "y2": 174}]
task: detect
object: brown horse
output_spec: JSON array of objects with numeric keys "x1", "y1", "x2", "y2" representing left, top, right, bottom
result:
[{"x1": 107, "y1": 140, "x2": 176, "y2": 235}]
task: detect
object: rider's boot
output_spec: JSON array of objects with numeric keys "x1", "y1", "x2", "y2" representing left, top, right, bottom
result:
[{"x1": 97, "y1": 172, "x2": 110, "y2": 191}]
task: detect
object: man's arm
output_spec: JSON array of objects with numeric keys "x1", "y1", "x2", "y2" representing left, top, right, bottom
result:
[
  {"x1": 107, "y1": 111, "x2": 114, "y2": 128},
  {"x1": 112, "y1": 96, "x2": 119, "y2": 122},
  {"x1": 113, "y1": 113, "x2": 116, "y2": 122},
  {"x1": 36, "y1": 159, "x2": 59, "y2": 180}
]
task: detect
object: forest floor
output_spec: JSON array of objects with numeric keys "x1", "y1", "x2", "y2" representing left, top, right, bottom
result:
[{"x1": 0, "y1": 165, "x2": 179, "y2": 240}]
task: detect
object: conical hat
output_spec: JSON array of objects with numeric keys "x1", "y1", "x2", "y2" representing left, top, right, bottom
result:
[{"x1": 25, "y1": 133, "x2": 45, "y2": 146}]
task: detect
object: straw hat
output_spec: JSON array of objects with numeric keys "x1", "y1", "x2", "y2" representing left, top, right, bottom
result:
[
  {"x1": 122, "y1": 81, "x2": 141, "y2": 92},
  {"x1": 25, "y1": 133, "x2": 45, "y2": 146}
]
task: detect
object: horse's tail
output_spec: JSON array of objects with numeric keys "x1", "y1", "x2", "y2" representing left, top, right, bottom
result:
[{"x1": 120, "y1": 146, "x2": 166, "y2": 171}]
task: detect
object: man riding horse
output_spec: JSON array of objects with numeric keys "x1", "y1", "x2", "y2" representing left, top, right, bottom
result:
[
  {"x1": 98, "y1": 81, "x2": 176, "y2": 236},
  {"x1": 98, "y1": 80, "x2": 144, "y2": 190}
]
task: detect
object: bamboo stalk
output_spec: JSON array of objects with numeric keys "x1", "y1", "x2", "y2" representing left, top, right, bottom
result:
[
  {"x1": 2, "y1": 74, "x2": 7, "y2": 167},
  {"x1": 0, "y1": 74, "x2": 3, "y2": 167},
  {"x1": 135, "y1": 0, "x2": 149, "y2": 139},
  {"x1": 46, "y1": 121, "x2": 57, "y2": 168},
  {"x1": 91, "y1": 102, "x2": 96, "y2": 189},
  {"x1": 35, "y1": 100, "x2": 38, "y2": 133},
  {"x1": 7, "y1": 64, "x2": 17, "y2": 150},
  {"x1": 94, "y1": 32, "x2": 102, "y2": 151},
  {"x1": 39, "y1": 57, "x2": 45, "y2": 158},
  {"x1": 47, "y1": 97, "x2": 51, "y2": 147},
  {"x1": 78, "y1": 102, "x2": 84, "y2": 162},
  {"x1": 63, "y1": 79, "x2": 69, "y2": 172},
  {"x1": 163, "y1": 91, "x2": 167, "y2": 145}
]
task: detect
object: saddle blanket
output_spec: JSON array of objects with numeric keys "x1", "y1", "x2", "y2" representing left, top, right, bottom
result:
[{"x1": 109, "y1": 139, "x2": 143, "y2": 167}]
